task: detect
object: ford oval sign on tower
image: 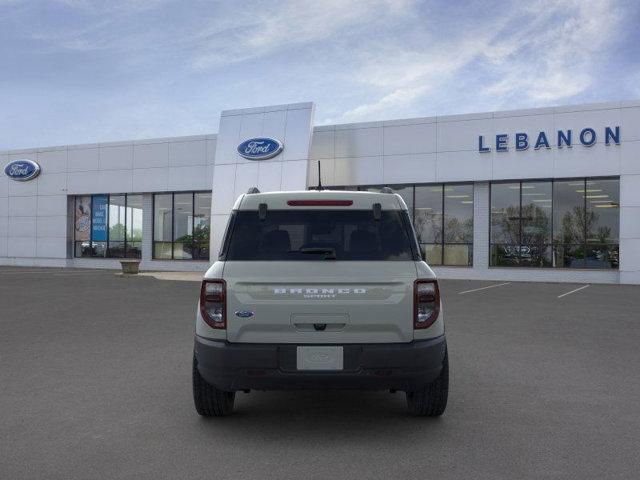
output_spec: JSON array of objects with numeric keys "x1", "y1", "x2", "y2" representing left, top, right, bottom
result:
[
  {"x1": 4, "y1": 159, "x2": 41, "y2": 181},
  {"x1": 237, "y1": 137, "x2": 283, "y2": 160}
]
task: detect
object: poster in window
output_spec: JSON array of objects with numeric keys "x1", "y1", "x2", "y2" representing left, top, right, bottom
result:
[
  {"x1": 92, "y1": 195, "x2": 108, "y2": 242},
  {"x1": 75, "y1": 196, "x2": 91, "y2": 241}
]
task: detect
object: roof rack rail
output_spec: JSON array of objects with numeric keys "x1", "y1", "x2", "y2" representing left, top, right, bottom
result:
[
  {"x1": 380, "y1": 186, "x2": 395, "y2": 194},
  {"x1": 247, "y1": 187, "x2": 260, "y2": 194}
]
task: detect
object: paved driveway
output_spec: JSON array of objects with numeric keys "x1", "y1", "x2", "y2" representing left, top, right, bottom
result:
[{"x1": 1, "y1": 268, "x2": 639, "y2": 479}]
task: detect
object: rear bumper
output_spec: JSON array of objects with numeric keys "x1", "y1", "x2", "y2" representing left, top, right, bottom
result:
[{"x1": 194, "y1": 335, "x2": 447, "y2": 392}]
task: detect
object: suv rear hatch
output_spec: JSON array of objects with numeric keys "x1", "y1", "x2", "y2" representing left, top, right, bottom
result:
[{"x1": 221, "y1": 203, "x2": 419, "y2": 344}]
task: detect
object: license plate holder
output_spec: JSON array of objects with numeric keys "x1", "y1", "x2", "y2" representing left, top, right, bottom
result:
[{"x1": 296, "y1": 346, "x2": 344, "y2": 370}]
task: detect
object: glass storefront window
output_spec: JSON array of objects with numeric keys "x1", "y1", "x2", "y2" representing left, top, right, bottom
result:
[
  {"x1": 91, "y1": 194, "x2": 108, "y2": 257},
  {"x1": 520, "y1": 181, "x2": 552, "y2": 267},
  {"x1": 193, "y1": 192, "x2": 212, "y2": 260},
  {"x1": 74, "y1": 196, "x2": 92, "y2": 257},
  {"x1": 152, "y1": 191, "x2": 212, "y2": 261},
  {"x1": 553, "y1": 180, "x2": 585, "y2": 245},
  {"x1": 73, "y1": 193, "x2": 143, "y2": 259},
  {"x1": 490, "y1": 182, "x2": 520, "y2": 243},
  {"x1": 444, "y1": 184, "x2": 474, "y2": 266},
  {"x1": 153, "y1": 194, "x2": 172, "y2": 259},
  {"x1": 108, "y1": 194, "x2": 126, "y2": 258},
  {"x1": 490, "y1": 182, "x2": 521, "y2": 267},
  {"x1": 553, "y1": 180, "x2": 586, "y2": 268},
  {"x1": 491, "y1": 178, "x2": 619, "y2": 269},
  {"x1": 126, "y1": 195, "x2": 143, "y2": 258},
  {"x1": 585, "y1": 179, "x2": 619, "y2": 242},
  {"x1": 335, "y1": 183, "x2": 474, "y2": 266},
  {"x1": 173, "y1": 193, "x2": 193, "y2": 259},
  {"x1": 414, "y1": 185, "x2": 443, "y2": 265},
  {"x1": 585, "y1": 178, "x2": 619, "y2": 269}
]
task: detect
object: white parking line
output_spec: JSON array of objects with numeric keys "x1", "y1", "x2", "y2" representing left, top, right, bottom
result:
[
  {"x1": 0, "y1": 271, "x2": 59, "y2": 275},
  {"x1": 458, "y1": 282, "x2": 511, "y2": 295},
  {"x1": 0, "y1": 270, "x2": 113, "y2": 276},
  {"x1": 0, "y1": 269, "x2": 52, "y2": 273},
  {"x1": 557, "y1": 284, "x2": 590, "y2": 298},
  {"x1": 52, "y1": 272, "x2": 114, "y2": 276}
]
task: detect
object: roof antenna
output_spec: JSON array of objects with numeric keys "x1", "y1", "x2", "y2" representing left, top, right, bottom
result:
[{"x1": 316, "y1": 161, "x2": 324, "y2": 191}]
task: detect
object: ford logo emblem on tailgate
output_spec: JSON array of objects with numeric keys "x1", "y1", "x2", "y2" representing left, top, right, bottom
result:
[
  {"x1": 235, "y1": 310, "x2": 254, "y2": 318},
  {"x1": 237, "y1": 137, "x2": 283, "y2": 160}
]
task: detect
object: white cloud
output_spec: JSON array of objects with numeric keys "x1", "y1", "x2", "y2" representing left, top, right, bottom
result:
[
  {"x1": 339, "y1": 85, "x2": 429, "y2": 121},
  {"x1": 190, "y1": 0, "x2": 415, "y2": 69},
  {"x1": 481, "y1": 0, "x2": 621, "y2": 105},
  {"x1": 51, "y1": 0, "x2": 172, "y2": 13},
  {"x1": 334, "y1": 0, "x2": 626, "y2": 122},
  {"x1": 0, "y1": 0, "x2": 634, "y2": 149},
  {"x1": 337, "y1": 35, "x2": 493, "y2": 121}
]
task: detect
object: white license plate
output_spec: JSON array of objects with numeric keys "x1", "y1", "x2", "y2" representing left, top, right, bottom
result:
[{"x1": 296, "y1": 346, "x2": 344, "y2": 370}]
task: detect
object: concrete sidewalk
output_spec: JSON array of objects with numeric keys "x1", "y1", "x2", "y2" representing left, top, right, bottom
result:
[{"x1": 138, "y1": 271, "x2": 204, "y2": 282}]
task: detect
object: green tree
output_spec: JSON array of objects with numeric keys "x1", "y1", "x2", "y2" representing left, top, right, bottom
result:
[
  {"x1": 414, "y1": 209, "x2": 442, "y2": 244},
  {"x1": 109, "y1": 223, "x2": 125, "y2": 241}
]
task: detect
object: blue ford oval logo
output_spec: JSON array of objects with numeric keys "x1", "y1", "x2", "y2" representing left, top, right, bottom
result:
[
  {"x1": 234, "y1": 310, "x2": 254, "y2": 318},
  {"x1": 4, "y1": 159, "x2": 41, "y2": 182},
  {"x1": 237, "y1": 137, "x2": 283, "y2": 160}
]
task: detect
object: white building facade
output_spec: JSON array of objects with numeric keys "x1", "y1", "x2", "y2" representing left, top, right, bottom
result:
[{"x1": 1, "y1": 100, "x2": 639, "y2": 284}]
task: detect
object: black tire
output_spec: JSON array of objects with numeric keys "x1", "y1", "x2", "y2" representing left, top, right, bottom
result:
[
  {"x1": 406, "y1": 348, "x2": 449, "y2": 417},
  {"x1": 192, "y1": 355, "x2": 235, "y2": 417}
]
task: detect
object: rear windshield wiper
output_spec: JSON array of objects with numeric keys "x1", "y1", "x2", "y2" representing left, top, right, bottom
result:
[{"x1": 297, "y1": 247, "x2": 337, "y2": 260}]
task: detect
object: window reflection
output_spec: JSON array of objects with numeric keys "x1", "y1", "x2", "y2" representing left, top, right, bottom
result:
[
  {"x1": 491, "y1": 183, "x2": 520, "y2": 245},
  {"x1": 193, "y1": 193, "x2": 212, "y2": 260},
  {"x1": 521, "y1": 181, "x2": 552, "y2": 267},
  {"x1": 553, "y1": 180, "x2": 585, "y2": 246},
  {"x1": 153, "y1": 194, "x2": 172, "y2": 259},
  {"x1": 343, "y1": 183, "x2": 474, "y2": 266},
  {"x1": 73, "y1": 193, "x2": 143, "y2": 259},
  {"x1": 444, "y1": 184, "x2": 473, "y2": 266},
  {"x1": 108, "y1": 195, "x2": 126, "y2": 258},
  {"x1": 415, "y1": 185, "x2": 443, "y2": 265},
  {"x1": 490, "y1": 183, "x2": 520, "y2": 267},
  {"x1": 491, "y1": 178, "x2": 619, "y2": 269},
  {"x1": 585, "y1": 178, "x2": 619, "y2": 268},
  {"x1": 586, "y1": 179, "x2": 619, "y2": 244},
  {"x1": 553, "y1": 180, "x2": 586, "y2": 268},
  {"x1": 74, "y1": 196, "x2": 92, "y2": 257},
  {"x1": 152, "y1": 191, "x2": 212, "y2": 261},
  {"x1": 173, "y1": 193, "x2": 194, "y2": 259},
  {"x1": 126, "y1": 195, "x2": 143, "y2": 259}
]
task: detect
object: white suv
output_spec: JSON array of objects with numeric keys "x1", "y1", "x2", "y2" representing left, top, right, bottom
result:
[{"x1": 193, "y1": 189, "x2": 448, "y2": 416}]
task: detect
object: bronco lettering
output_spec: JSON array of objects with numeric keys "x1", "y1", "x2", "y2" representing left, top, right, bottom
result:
[{"x1": 273, "y1": 287, "x2": 367, "y2": 295}]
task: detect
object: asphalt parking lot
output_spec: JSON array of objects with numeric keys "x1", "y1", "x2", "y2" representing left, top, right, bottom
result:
[{"x1": 1, "y1": 267, "x2": 639, "y2": 480}]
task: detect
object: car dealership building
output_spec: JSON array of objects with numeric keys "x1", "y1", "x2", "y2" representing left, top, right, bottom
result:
[{"x1": 1, "y1": 100, "x2": 639, "y2": 284}]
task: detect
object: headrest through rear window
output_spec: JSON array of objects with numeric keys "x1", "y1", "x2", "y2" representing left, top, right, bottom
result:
[
  {"x1": 260, "y1": 229, "x2": 291, "y2": 253},
  {"x1": 349, "y1": 229, "x2": 379, "y2": 253}
]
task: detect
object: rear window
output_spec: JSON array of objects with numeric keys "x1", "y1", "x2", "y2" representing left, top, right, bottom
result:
[{"x1": 224, "y1": 209, "x2": 416, "y2": 261}]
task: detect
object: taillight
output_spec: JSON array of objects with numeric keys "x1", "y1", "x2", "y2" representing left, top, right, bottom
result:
[
  {"x1": 414, "y1": 279, "x2": 440, "y2": 329},
  {"x1": 200, "y1": 279, "x2": 226, "y2": 329}
]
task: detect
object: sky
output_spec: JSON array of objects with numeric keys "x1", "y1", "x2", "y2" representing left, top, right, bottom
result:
[{"x1": 1, "y1": 0, "x2": 639, "y2": 150}]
